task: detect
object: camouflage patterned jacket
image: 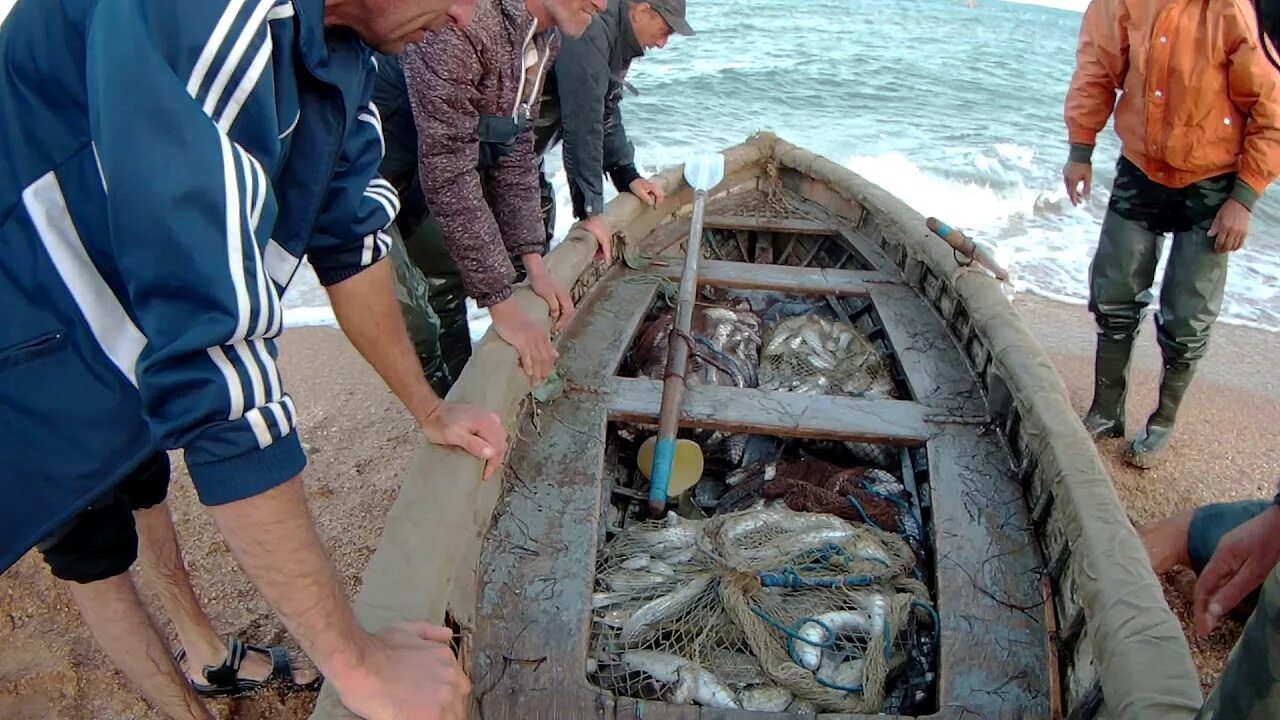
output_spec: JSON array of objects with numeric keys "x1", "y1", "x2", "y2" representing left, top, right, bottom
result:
[{"x1": 402, "y1": 0, "x2": 559, "y2": 308}]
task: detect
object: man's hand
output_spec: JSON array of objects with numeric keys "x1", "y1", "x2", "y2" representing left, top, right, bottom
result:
[
  {"x1": 1194, "y1": 504, "x2": 1280, "y2": 637},
  {"x1": 420, "y1": 401, "x2": 508, "y2": 480},
  {"x1": 578, "y1": 215, "x2": 614, "y2": 262},
  {"x1": 334, "y1": 623, "x2": 470, "y2": 720},
  {"x1": 523, "y1": 253, "x2": 575, "y2": 332},
  {"x1": 489, "y1": 297, "x2": 558, "y2": 384},
  {"x1": 629, "y1": 177, "x2": 664, "y2": 208},
  {"x1": 1209, "y1": 198, "x2": 1251, "y2": 253},
  {"x1": 1063, "y1": 160, "x2": 1092, "y2": 206}
]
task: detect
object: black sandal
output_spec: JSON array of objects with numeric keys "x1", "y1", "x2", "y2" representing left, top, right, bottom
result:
[{"x1": 176, "y1": 637, "x2": 321, "y2": 698}]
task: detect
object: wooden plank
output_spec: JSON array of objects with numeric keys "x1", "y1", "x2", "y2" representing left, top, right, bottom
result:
[
  {"x1": 928, "y1": 426, "x2": 1049, "y2": 717},
  {"x1": 703, "y1": 213, "x2": 836, "y2": 234},
  {"x1": 470, "y1": 396, "x2": 614, "y2": 719},
  {"x1": 557, "y1": 269, "x2": 660, "y2": 382},
  {"x1": 866, "y1": 282, "x2": 987, "y2": 418},
  {"x1": 649, "y1": 258, "x2": 898, "y2": 296},
  {"x1": 598, "y1": 377, "x2": 933, "y2": 445}
]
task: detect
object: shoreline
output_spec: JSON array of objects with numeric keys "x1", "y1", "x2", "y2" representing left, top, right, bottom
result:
[{"x1": 0, "y1": 293, "x2": 1274, "y2": 715}]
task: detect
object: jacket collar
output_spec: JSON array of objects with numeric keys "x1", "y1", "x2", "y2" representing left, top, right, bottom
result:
[
  {"x1": 294, "y1": 0, "x2": 370, "y2": 85},
  {"x1": 614, "y1": 0, "x2": 645, "y2": 61}
]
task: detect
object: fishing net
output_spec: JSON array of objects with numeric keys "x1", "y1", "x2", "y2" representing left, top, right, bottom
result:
[
  {"x1": 759, "y1": 315, "x2": 894, "y2": 398},
  {"x1": 588, "y1": 506, "x2": 935, "y2": 712}
]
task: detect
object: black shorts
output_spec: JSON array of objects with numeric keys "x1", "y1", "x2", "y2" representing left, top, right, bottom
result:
[{"x1": 36, "y1": 452, "x2": 171, "y2": 584}]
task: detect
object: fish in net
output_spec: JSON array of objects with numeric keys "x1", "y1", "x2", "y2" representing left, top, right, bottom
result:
[
  {"x1": 711, "y1": 459, "x2": 922, "y2": 557},
  {"x1": 759, "y1": 315, "x2": 895, "y2": 398},
  {"x1": 588, "y1": 506, "x2": 935, "y2": 712}
]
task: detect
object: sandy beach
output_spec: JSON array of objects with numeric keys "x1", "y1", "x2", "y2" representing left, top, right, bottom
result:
[{"x1": 0, "y1": 293, "x2": 1275, "y2": 717}]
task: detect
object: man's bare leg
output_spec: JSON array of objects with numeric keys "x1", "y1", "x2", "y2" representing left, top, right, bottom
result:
[
  {"x1": 134, "y1": 501, "x2": 317, "y2": 686},
  {"x1": 1137, "y1": 508, "x2": 1194, "y2": 574},
  {"x1": 65, "y1": 573, "x2": 212, "y2": 720}
]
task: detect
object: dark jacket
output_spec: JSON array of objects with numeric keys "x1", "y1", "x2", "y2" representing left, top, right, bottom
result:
[
  {"x1": 0, "y1": 0, "x2": 394, "y2": 570},
  {"x1": 402, "y1": 0, "x2": 559, "y2": 308},
  {"x1": 536, "y1": 0, "x2": 644, "y2": 219}
]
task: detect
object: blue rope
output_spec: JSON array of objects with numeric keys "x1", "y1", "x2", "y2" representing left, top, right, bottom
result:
[{"x1": 756, "y1": 569, "x2": 878, "y2": 588}]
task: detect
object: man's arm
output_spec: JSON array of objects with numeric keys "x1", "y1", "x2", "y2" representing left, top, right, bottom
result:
[
  {"x1": 402, "y1": 33, "x2": 517, "y2": 309},
  {"x1": 88, "y1": 0, "x2": 304, "y2": 504},
  {"x1": 1063, "y1": 0, "x2": 1129, "y2": 162},
  {"x1": 554, "y1": 26, "x2": 613, "y2": 219},
  {"x1": 1225, "y1": 5, "x2": 1280, "y2": 210},
  {"x1": 311, "y1": 57, "x2": 507, "y2": 476}
]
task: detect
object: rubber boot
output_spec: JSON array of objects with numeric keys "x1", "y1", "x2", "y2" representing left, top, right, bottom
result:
[
  {"x1": 1125, "y1": 366, "x2": 1195, "y2": 469},
  {"x1": 1081, "y1": 336, "x2": 1134, "y2": 439}
]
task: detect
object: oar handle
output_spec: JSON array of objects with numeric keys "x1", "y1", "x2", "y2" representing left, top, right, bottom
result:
[
  {"x1": 926, "y1": 217, "x2": 1010, "y2": 282},
  {"x1": 649, "y1": 189, "x2": 709, "y2": 517}
]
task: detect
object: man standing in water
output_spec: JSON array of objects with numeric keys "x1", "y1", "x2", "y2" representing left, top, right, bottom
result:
[
  {"x1": 1062, "y1": 0, "x2": 1280, "y2": 468},
  {"x1": 0, "y1": 0, "x2": 504, "y2": 717},
  {"x1": 402, "y1": 0, "x2": 608, "y2": 386}
]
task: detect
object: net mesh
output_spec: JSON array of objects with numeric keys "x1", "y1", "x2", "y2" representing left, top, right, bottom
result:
[
  {"x1": 759, "y1": 315, "x2": 894, "y2": 398},
  {"x1": 589, "y1": 506, "x2": 934, "y2": 712}
]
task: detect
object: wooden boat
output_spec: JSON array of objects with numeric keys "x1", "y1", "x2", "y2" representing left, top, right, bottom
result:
[{"x1": 313, "y1": 134, "x2": 1203, "y2": 719}]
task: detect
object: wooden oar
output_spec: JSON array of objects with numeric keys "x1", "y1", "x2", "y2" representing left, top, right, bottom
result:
[
  {"x1": 638, "y1": 152, "x2": 726, "y2": 518},
  {"x1": 926, "y1": 216, "x2": 1009, "y2": 282}
]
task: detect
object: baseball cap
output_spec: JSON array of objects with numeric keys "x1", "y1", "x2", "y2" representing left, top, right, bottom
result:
[{"x1": 648, "y1": 0, "x2": 695, "y2": 36}]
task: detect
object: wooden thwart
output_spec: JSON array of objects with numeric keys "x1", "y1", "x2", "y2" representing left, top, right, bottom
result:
[
  {"x1": 651, "y1": 258, "x2": 897, "y2": 296},
  {"x1": 702, "y1": 213, "x2": 836, "y2": 234},
  {"x1": 599, "y1": 377, "x2": 934, "y2": 445}
]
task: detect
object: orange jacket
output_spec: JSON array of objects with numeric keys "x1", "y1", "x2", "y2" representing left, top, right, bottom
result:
[{"x1": 1065, "y1": 0, "x2": 1280, "y2": 207}]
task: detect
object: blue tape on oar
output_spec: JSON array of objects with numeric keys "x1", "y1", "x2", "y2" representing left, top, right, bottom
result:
[
  {"x1": 648, "y1": 437, "x2": 676, "y2": 507},
  {"x1": 935, "y1": 221, "x2": 952, "y2": 238}
]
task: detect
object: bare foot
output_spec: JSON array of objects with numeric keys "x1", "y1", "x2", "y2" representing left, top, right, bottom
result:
[{"x1": 180, "y1": 642, "x2": 319, "y2": 690}]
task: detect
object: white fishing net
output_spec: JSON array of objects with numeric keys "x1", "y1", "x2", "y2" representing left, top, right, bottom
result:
[
  {"x1": 588, "y1": 506, "x2": 934, "y2": 712},
  {"x1": 759, "y1": 315, "x2": 894, "y2": 398}
]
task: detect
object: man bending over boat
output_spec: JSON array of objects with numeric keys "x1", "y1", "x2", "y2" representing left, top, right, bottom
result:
[
  {"x1": 532, "y1": 0, "x2": 693, "y2": 258},
  {"x1": 401, "y1": 0, "x2": 608, "y2": 385},
  {"x1": 1063, "y1": 0, "x2": 1280, "y2": 469},
  {"x1": 0, "y1": 0, "x2": 505, "y2": 717}
]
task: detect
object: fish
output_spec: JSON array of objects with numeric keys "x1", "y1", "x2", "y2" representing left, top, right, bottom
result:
[
  {"x1": 606, "y1": 571, "x2": 679, "y2": 593},
  {"x1": 621, "y1": 650, "x2": 686, "y2": 683},
  {"x1": 619, "y1": 575, "x2": 713, "y2": 644},
  {"x1": 621, "y1": 554, "x2": 651, "y2": 571},
  {"x1": 670, "y1": 664, "x2": 740, "y2": 708},
  {"x1": 706, "y1": 650, "x2": 769, "y2": 686},
  {"x1": 592, "y1": 592, "x2": 631, "y2": 609},
  {"x1": 818, "y1": 659, "x2": 866, "y2": 690},
  {"x1": 794, "y1": 601, "x2": 886, "y2": 669},
  {"x1": 739, "y1": 686, "x2": 793, "y2": 711},
  {"x1": 595, "y1": 606, "x2": 634, "y2": 627},
  {"x1": 648, "y1": 559, "x2": 676, "y2": 577}
]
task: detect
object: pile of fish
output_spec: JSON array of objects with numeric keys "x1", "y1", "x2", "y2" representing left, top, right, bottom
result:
[
  {"x1": 633, "y1": 301, "x2": 763, "y2": 389},
  {"x1": 588, "y1": 506, "x2": 927, "y2": 712},
  {"x1": 759, "y1": 315, "x2": 895, "y2": 398}
]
